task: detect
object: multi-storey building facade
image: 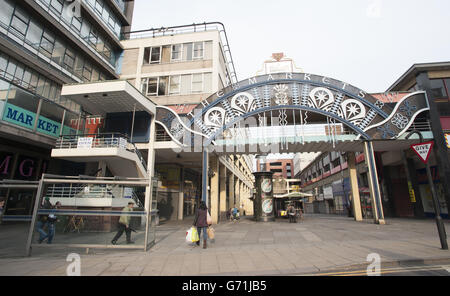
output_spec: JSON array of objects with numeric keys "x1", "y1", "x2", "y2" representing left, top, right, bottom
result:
[
  {"x1": 0, "y1": 0, "x2": 135, "y2": 221},
  {"x1": 119, "y1": 23, "x2": 254, "y2": 223}
]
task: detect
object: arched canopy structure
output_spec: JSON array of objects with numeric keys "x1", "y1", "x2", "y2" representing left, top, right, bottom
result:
[
  {"x1": 154, "y1": 72, "x2": 431, "y2": 226},
  {"x1": 156, "y1": 72, "x2": 429, "y2": 148}
]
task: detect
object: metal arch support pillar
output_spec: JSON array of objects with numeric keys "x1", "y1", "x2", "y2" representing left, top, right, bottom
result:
[
  {"x1": 202, "y1": 150, "x2": 209, "y2": 205},
  {"x1": 210, "y1": 155, "x2": 219, "y2": 224},
  {"x1": 364, "y1": 141, "x2": 386, "y2": 225},
  {"x1": 144, "y1": 117, "x2": 157, "y2": 251}
]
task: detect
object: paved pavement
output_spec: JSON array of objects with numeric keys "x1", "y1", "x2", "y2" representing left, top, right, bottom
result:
[{"x1": 0, "y1": 214, "x2": 449, "y2": 276}]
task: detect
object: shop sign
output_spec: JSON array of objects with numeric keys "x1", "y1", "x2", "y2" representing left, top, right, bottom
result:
[
  {"x1": 77, "y1": 137, "x2": 93, "y2": 148},
  {"x1": 411, "y1": 141, "x2": 434, "y2": 164},
  {"x1": 445, "y1": 134, "x2": 450, "y2": 148},
  {"x1": 2, "y1": 103, "x2": 76, "y2": 138}
]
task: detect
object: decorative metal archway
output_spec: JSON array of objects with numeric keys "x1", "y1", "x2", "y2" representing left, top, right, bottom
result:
[
  {"x1": 156, "y1": 72, "x2": 429, "y2": 147},
  {"x1": 155, "y1": 72, "x2": 431, "y2": 225}
]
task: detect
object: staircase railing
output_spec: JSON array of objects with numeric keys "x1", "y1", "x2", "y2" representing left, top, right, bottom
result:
[{"x1": 55, "y1": 133, "x2": 148, "y2": 173}]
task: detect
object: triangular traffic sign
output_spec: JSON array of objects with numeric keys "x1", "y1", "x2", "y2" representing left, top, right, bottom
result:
[{"x1": 411, "y1": 141, "x2": 434, "y2": 164}]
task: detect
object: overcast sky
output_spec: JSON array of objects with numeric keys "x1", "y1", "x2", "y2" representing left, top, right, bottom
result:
[{"x1": 131, "y1": 0, "x2": 450, "y2": 93}]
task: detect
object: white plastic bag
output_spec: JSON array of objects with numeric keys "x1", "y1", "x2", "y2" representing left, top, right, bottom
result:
[
  {"x1": 186, "y1": 228, "x2": 193, "y2": 243},
  {"x1": 207, "y1": 211, "x2": 212, "y2": 225}
]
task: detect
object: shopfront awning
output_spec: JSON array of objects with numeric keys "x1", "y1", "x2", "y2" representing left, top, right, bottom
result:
[{"x1": 61, "y1": 80, "x2": 156, "y2": 116}]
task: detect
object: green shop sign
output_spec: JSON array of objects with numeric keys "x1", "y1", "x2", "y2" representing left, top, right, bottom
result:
[{"x1": 2, "y1": 103, "x2": 77, "y2": 137}]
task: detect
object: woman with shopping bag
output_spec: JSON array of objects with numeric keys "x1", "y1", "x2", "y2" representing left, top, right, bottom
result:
[{"x1": 193, "y1": 201, "x2": 209, "y2": 249}]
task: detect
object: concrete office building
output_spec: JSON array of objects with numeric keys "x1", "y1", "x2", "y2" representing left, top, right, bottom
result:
[
  {"x1": 0, "y1": 0, "x2": 135, "y2": 221},
  {"x1": 119, "y1": 23, "x2": 254, "y2": 223}
]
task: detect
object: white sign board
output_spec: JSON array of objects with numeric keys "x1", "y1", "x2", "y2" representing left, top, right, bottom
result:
[
  {"x1": 123, "y1": 187, "x2": 133, "y2": 199},
  {"x1": 119, "y1": 137, "x2": 127, "y2": 149},
  {"x1": 77, "y1": 137, "x2": 93, "y2": 148},
  {"x1": 411, "y1": 141, "x2": 434, "y2": 164}
]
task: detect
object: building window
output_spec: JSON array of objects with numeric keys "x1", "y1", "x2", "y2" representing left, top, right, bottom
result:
[
  {"x1": 147, "y1": 78, "x2": 158, "y2": 96},
  {"x1": 10, "y1": 7, "x2": 29, "y2": 36},
  {"x1": 143, "y1": 47, "x2": 161, "y2": 64},
  {"x1": 169, "y1": 75, "x2": 180, "y2": 94},
  {"x1": 82, "y1": 62, "x2": 92, "y2": 81},
  {"x1": 192, "y1": 73, "x2": 203, "y2": 93},
  {"x1": 0, "y1": 0, "x2": 14, "y2": 27},
  {"x1": 171, "y1": 44, "x2": 182, "y2": 61},
  {"x1": 430, "y1": 79, "x2": 447, "y2": 99},
  {"x1": 183, "y1": 43, "x2": 193, "y2": 61},
  {"x1": 25, "y1": 20, "x2": 43, "y2": 49},
  {"x1": 40, "y1": 31, "x2": 56, "y2": 56},
  {"x1": 50, "y1": 0, "x2": 64, "y2": 13},
  {"x1": 193, "y1": 42, "x2": 204, "y2": 59}
]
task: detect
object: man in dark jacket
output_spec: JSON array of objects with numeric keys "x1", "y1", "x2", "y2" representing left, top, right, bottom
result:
[
  {"x1": 193, "y1": 201, "x2": 209, "y2": 249},
  {"x1": 37, "y1": 197, "x2": 52, "y2": 243}
]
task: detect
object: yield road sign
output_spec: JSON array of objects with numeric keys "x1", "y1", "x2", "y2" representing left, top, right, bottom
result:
[{"x1": 411, "y1": 141, "x2": 434, "y2": 164}]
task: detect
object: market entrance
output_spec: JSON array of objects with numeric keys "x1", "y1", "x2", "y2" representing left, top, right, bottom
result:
[{"x1": 155, "y1": 72, "x2": 432, "y2": 225}]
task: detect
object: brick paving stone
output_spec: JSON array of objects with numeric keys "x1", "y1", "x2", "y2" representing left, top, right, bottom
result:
[{"x1": 1, "y1": 215, "x2": 450, "y2": 276}]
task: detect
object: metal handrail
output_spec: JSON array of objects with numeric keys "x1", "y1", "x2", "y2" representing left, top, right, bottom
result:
[
  {"x1": 55, "y1": 134, "x2": 148, "y2": 171},
  {"x1": 45, "y1": 184, "x2": 144, "y2": 207}
]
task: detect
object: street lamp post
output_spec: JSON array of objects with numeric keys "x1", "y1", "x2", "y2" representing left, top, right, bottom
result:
[{"x1": 406, "y1": 130, "x2": 448, "y2": 250}]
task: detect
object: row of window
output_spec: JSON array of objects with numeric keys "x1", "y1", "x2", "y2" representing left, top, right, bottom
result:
[
  {"x1": 0, "y1": 79, "x2": 82, "y2": 138},
  {"x1": 84, "y1": 0, "x2": 122, "y2": 38},
  {"x1": 140, "y1": 73, "x2": 213, "y2": 97},
  {"x1": 143, "y1": 41, "x2": 213, "y2": 65},
  {"x1": 36, "y1": 0, "x2": 119, "y2": 67},
  {"x1": 0, "y1": 0, "x2": 111, "y2": 84},
  {"x1": 302, "y1": 154, "x2": 346, "y2": 183},
  {"x1": 0, "y1": 51, "x2": 80, "y2": 113}
]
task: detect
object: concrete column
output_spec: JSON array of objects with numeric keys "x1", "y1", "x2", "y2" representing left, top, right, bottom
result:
[
  {"x1": 234, "y1": 176, "x2": 240, "y2": 208},
  {"x1": 144, "y1": 118, "x2": 156, "y2": 250},
  {"x1": 210, "y1": 155, "x2": 219, "y2": 224},
  {"x1": 219, "y1": 163, "x2": 227, "y2": 222},
  {"x1": 347, "y1": 152, "x2": 363, "y2": 221},
  {"x1": 145, "y1": 119, "x2": 156, "y2": 211},
  {"x1": 202, "y1": 151, "x2": 209, "y2": 205},
  {"x1": 178, "y1": 168, "x2": 184, "y2": 220},
  {"x1": 229, "y1": 172, "x2": 235, "y2": 211},
  {"x1": 97, "y1": 161, "x2": 107, "y2": 177},
  {"x1": 364, "y1": 141, "x2": 386, "y2": 225}
]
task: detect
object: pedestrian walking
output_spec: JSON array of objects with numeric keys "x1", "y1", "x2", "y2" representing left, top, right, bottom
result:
[
  {"x1": 0, "y1": 197, "x2": 5, "y2": 224},
  {"x1": 226, "y1": 208, "x2": 231, "y2": 221},
  {"x1": 232, "y1": 206, "x2": 239, "y2": 221},
  {"x1": 37, "y1": 197, "x2": 52, "y2": 243},
  {"x1": 288, "y1": 204, "x2": 296, "y2": 223},
  {"x1": 46, "y1": 201, "x2": 61, "y2": 244},
  {"x1": 193, "y1": 201, "x2": 209, "y2": 249},
  {"x1": 111, "y1": 201, "x2": 135, "y2": 245}
]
